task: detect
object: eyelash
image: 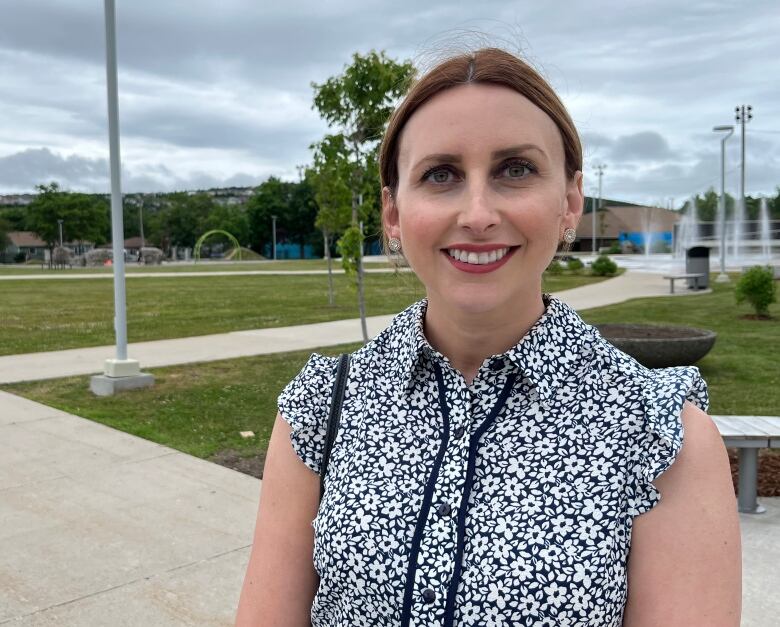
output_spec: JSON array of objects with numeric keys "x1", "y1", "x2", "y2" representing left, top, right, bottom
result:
[{"x1": 421, "y1": 158, "x2": 537, "y2": 183}]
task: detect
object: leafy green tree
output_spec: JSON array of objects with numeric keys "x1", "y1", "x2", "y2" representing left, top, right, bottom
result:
[
  {"x1": 27, "y1": 182, "x2": 109, "y2": 266},
  {"x1": 311, "y1": 50, "x2": 415, "y2": 338},
  {"x1": 204, "y1": 203, "x2": 250, "y2": 247},
  {"x1": 247, "y1": 177, "x2": 292, "y2": 257},
  {"x1": 0, "y1": 215, "x2": 11, "y2": 254},
  {"x1": 162, "y1": 192, "x2": 215, "y2": 249},
  {"x1": 308, "y1": 134, "x2": 354, "y2": 304},
  {"x1": 245, "y1": 177, "x2": 319, "y2": 259}
]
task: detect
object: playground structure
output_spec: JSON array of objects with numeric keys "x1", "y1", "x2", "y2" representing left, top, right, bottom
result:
[{"x1": 193, "y1": 230, "x2": 242, "y2": 262}]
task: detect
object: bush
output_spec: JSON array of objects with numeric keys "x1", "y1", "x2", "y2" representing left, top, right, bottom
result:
[
  {"x1": 567, "y1": 257, "x2": 584, "y2": 273},
  {"x1": 546, "y1": 260, "x2": 564, "y2": 275},
  {"x1": 607, "y1": 242, "x2": 621, "y2": 254},
  {"x1": 735, "y1": 265, "x2": 777, "y2": 317},
  {"x1": 591, "y1": 255, "x2": 618, "y2": 276}
]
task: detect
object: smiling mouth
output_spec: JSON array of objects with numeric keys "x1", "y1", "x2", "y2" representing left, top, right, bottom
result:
[{"x1": 443, "y1": 246, "x2": 520, "y2": 266}]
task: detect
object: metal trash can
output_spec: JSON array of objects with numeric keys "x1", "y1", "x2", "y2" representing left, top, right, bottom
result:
[{"x1": 685, "y1": 246, "x2": 710, "y2": 289}]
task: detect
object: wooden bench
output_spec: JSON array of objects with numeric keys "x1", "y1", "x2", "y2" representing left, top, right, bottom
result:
[
  {"x1": 712, "y1": 415, "x2": 780, "y2": 514},
  {"x1": 662, "y1": 273, "x2": 705, "y2": 293}
]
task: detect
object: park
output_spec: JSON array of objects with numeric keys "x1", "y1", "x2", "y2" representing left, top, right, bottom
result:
[{"x1": 2, "y1": 2, "x2": 780, "y2": 626}]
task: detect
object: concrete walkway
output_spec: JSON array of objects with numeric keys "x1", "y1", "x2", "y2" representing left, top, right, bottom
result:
[
  {"x1": 1, "y1": 271, "x2": 772, "y2": 625},
  {"x1": 0, "y1": 270, "x2": 704, "y2": 385}
]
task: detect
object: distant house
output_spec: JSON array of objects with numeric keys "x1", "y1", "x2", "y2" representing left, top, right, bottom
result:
[
  {"x1": 3, "y1": 231, "x2": 95, "y2": 262},
  {"x1": 4, "y1": 231, "x2": 49, "y2": 261},
  {"x1": 574, "y1": 205, "x2": 680, "y2": 252}
]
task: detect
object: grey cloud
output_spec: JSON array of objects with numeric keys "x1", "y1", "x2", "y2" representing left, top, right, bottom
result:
[
  {"x1": 1, "y1": 0, "x2": 779, "y2": 202},
  {"x1": 0, "y1": 148, "x2": 108, "y2": 191},
  {"x1": 609, "y1": 132, "x2": 672, "y2": 162},
  {"x1": 0, "y1": 147, "x2": 271, "y2": 194}
]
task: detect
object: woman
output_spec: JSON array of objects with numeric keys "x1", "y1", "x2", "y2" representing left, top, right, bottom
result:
[{"x1": 236, "y1": 48, "x2": 741, "y2": 626}]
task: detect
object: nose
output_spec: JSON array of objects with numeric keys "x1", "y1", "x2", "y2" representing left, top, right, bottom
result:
[{"x1": 456, "y1": 180, "x2": 500, "y2": 234}]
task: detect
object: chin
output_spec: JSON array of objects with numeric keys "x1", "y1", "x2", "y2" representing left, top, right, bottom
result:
[{"x1": 436, "y1": 283, "x2": 510, "y2": 314}]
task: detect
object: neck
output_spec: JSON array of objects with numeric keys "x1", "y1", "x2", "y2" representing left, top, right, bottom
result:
[{"x1": 422, "y1": 289, "x2": 547, "y2": 385}]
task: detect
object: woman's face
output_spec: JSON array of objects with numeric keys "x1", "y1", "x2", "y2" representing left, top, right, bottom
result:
[{"x1": 383, "y1": 82, "x2": 583, "y2": 315}]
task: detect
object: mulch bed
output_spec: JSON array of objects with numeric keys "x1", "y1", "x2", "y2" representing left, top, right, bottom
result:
[
  {"x1": 210, "y1": 449, "x2": 265, "y2": 480},
  {"x1": 727, "y1": 448, "x2": 780, "y2": 497},
  {"x1": 211, "y1": 448, "x2": 780, "y2": 498}
]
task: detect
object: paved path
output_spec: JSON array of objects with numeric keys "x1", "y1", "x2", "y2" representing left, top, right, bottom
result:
[
  {"x1": 1, "y1": 392, "x2": 775, "y2": 626},
  {"x1": 4, "y1": 270, "x2": 769, "y2": 626},
  {"x1": 0, "y1": 270, "x2": 706, "y2": 385},
  {"x1": 0, "y1": 267, "x2": 408, "y2": 280}
]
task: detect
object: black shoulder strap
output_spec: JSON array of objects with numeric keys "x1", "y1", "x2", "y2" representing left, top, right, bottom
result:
[{"x1": 320, "y1": 353, "x2": 350, "y2": 503}]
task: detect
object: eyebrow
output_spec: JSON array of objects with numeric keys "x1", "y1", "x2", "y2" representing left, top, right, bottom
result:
[{"x1": 412, "y1": 144, "x2": 548, "y2": 171}]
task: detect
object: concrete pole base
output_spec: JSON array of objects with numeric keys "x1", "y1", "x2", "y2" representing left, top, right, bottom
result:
[
  {"x1": 715, "y1": 273, "x2": 731, "y2": 283},
  {"x1": 90, "y1": 373, "x2": 155, "y2": 397}
]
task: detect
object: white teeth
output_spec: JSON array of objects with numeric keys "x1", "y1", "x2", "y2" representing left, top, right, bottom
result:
[{"x1": 446, "y1": 247, "x2": 511, "y2": 265}]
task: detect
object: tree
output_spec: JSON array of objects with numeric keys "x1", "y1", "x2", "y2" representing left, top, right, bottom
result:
[
  {"x1": 308, "y1": 134, "x2": 354, "y2": 304},
  {"x1": 162, "y1": 192, "x2": 214, "y2": 249},
  {"x1": 26, "y1": 182, "x2": 109, "y2": 266},
  {"x1": 311, "y1": 50, "x2": 415, "y2": 339},
  {"x1": 246, "y1": 177, "x2": 320, "y2": 259},
  {"x1": 203, "y1": 203, "x2": 250, "y2": 248},
  {"x1": 0, "y1": 215, "x2": 11, "y2": 255}
]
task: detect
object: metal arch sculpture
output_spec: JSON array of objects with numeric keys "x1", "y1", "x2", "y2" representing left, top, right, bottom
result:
[{"x1": 194, "y1": 230, "x2": 242, "y2": 262}]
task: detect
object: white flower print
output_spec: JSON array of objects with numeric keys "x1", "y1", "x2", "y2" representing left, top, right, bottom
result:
[{"x1": 277, "y1": 296, "x2": 709, "y2": 626}]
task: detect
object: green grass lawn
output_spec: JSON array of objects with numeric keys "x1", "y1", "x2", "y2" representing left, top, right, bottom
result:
[
  {"x1": 0, "y1": 270, "x2": 609, "y2": 355},
  {"x1": 0, "y1": 259, "x2": 393, "y2": 274},
  {"x1": 2, "y1": 276, "x2": 776, "y2": 478}
]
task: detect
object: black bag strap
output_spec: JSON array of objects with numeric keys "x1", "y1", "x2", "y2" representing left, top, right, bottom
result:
[{"x1": 320, "y1": 353, "x2": 350, "y2": 503}]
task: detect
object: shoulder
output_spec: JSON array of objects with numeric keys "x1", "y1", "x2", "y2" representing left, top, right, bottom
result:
[{"x1": 623, "y1": 401, "x2": 742, "y2": 626}]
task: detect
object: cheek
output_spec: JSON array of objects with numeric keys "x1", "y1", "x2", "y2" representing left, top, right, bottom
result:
[{"x1": 398, "y1": 202, "x2": 444, "y2": 246}]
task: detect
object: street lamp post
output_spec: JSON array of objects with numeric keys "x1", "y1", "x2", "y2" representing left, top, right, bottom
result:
[
  {"x1": 713, "y1": 125, "x2": 734, "y2": 282},
  {"x1": 271, "y1": 215, "x2": 277, "y2": 260},
  {"x1": 594, "y1": 164, "x2": 607, "y2": 255}
]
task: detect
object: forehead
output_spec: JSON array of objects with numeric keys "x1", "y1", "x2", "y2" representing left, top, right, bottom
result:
[{"x1": 397, "y1": 83, "x2": 564, "y2": 169}]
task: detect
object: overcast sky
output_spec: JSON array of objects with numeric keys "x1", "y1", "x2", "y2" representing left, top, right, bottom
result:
[{"x1": 1, "y1": 0, "x2": 779, "y2": 207}]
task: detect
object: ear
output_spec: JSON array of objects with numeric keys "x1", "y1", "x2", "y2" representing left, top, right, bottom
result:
[
  {"x1": 563, "y1": 170, "x2": 585, "y2": 230},
  {"x1": 382, "y1": 186, "x2": 401, "y2": 239}
]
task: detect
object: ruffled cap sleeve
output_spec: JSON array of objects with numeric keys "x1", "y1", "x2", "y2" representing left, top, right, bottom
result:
[
  {"x1": 277, "y1": 352, "x2": 339, "y2": 475},
  {"x1": 627, "y1": 366, "x2": 709, "y2": 517}
]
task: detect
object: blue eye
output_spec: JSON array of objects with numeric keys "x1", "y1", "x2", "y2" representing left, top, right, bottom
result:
[
  {"x1": 423, "y1": 167, "x2": 456, "y2": 184},
  {"x1": 502, "y1": 160, "x2": 534, "y2": 179}
]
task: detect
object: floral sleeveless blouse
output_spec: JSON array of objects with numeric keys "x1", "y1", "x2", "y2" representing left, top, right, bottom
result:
[{"x1": 277, "y1": 295, "x2": 709, "y2": 626}]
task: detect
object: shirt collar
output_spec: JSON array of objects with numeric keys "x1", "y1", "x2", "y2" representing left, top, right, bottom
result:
[{"x1": 390, "y1": 295, "x2": 596, "y2": 403}]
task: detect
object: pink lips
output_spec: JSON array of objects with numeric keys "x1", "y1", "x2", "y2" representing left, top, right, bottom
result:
[{"x1": 443, "y1": 246, "x2": 518, "y2": 274}]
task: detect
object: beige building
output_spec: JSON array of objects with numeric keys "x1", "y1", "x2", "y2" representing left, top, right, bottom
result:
[{"x1": 574, "y1": 205, "x2": 680, "y2": 252}]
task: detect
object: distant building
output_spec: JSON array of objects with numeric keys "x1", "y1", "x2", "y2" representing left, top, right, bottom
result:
[
  {"x1": 0, "y1": 194, "x2": 34, "y2": 206},
  {"x1": 574, "y1": 205, "x2": 680, "y2": 253},
  {"x1": 3, "y1": 231, "x2": 94, "y2": 262}
]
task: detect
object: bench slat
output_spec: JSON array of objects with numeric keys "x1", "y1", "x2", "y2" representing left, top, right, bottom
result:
[{"x1": 711, "y1": 415, "x2": 780, "y2": 438}]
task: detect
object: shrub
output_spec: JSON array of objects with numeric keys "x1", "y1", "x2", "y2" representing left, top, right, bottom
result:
[
  {"x1": 546, "y1": 260, "x2": 564, "y2": 275},
  {"x1": 735, "y1": 265, "x2": 777, "y2": 317},
  {"x1": 591, "y1": 255, "x2": 618, "y2": 276},
  {"x1": 607, "y1": 242, "x2": 621, "y2": 254},
  {"x1": 567, "y1": 257, "x2": 584, "y2": 273}
]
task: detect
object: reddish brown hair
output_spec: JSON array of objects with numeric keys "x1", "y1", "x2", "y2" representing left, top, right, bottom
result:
[{"x1": 379, "y1": 48, "x2": 582, "y2": 257}]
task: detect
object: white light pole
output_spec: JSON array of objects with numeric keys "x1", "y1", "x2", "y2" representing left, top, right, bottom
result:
[
  {"x1": 594, "y1": 164, "x2": 607, "y2": 255},
  {"x1": 713, "y1": 125, "x2": 734, "y2": 282},
  {"x1": 90, "y1": 0, "x2": 153, "y2": 396}
]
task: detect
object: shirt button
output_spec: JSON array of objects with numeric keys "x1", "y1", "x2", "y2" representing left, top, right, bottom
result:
[
  {"x1": 453, "y1": 426, "x2": 465, "y2": 439},
  {"x1": 437, "y1": 502, "x2": 452, "y2": 516},
  {"x1": 422, "y1": 588, "x2": 436, "y2": 603}
]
